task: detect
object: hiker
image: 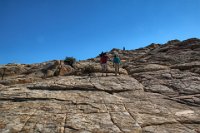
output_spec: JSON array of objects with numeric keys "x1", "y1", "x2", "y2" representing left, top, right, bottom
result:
[
  {"x1": 100, "y1": 52, "x2": 109, "y2": 76},
  {"x1": 123, "y1": 47, "x2": 125, "y2": 51},
  {"x1": 113, "y1": 54, "x2": 121, "y2": 76}
]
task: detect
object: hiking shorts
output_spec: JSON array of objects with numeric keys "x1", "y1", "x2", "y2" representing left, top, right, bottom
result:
[
  {"x1": 101, "y1": 63, "x2": 107, "y2": 71},
  {"x1": 114, "y1": 63, "x2": 120, "y2": 71}
]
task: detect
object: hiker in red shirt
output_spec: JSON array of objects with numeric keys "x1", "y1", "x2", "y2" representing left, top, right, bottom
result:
[{"x1": 100, "y1": 52, "x2": 109, "y2": 76}]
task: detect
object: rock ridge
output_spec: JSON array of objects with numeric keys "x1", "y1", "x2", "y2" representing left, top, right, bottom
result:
[{"x1": 0, "y1": 38, "x2": 200, "y2": 133}]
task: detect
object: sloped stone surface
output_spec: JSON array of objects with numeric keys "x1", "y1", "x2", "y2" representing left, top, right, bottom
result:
[
  {"x1": 1, "y1": 38, "x2": 200, "y2": 133},
  {"x1": 1, "y1": 75, "x2": 200, "y2": 133}
]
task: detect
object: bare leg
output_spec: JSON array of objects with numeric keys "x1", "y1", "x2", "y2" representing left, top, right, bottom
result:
[
  {"x1": 114, "y1": 64, "x2": 120, "y2": 76},
  {"x1": 117, "y1": 64, "x2": 120, "y2": 75},
  {"x1": 102, "y1": 64, "x2": 107, "y2": 76},
  {"x1": 105, "y1": 64, "x2": 108, "y2": 76},
  {"x1": 114, "y1": 64, "x2": 117, "y2": 76}
]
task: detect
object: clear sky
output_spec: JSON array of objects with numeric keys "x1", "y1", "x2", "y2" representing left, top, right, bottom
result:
[{"x1": 0, "y1": 0, "x2": 200, "y2": 64}]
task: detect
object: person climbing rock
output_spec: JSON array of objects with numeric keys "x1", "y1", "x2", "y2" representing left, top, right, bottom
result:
[
  {"x1": 113, "y1": 54, "x2": 121, "y2": 76},
  {"x1": 100, "y1": 52, "x2": 109, "y2": 76}
]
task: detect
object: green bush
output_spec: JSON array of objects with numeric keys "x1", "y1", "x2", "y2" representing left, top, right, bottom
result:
[{"x1": 64, "y1": 57, "x2": 76, "y2": 67}]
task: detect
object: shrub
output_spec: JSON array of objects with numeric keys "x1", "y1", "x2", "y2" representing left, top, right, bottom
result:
[{"x1": 64, "y1": 57, "x2": 76, "y2": 67}]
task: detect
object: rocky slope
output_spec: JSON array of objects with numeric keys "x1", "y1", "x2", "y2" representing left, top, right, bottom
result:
[{"x1": 0, "y1": 38, "x2": 200, "y2": 133}]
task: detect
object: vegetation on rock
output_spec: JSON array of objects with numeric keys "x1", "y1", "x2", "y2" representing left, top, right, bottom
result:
[{"x1": 64, "y1": 57, "x2": 76, "y2": 67}]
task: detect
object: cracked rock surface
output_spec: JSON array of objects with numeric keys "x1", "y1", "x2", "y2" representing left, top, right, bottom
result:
[
  {"x1": 1, "y1": 75, "x2": 200, "y2": 133},
  {"x1": 1, "y1": 38, "x2": 200, "y2": 133}
]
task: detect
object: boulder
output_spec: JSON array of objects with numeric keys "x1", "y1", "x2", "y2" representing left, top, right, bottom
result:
[
  {"x1": 46, "y1": 70, "x2": 54, "y2": 77},
  {"x1": 57, "y1": 65, "x2": 74, "y2": 76}
]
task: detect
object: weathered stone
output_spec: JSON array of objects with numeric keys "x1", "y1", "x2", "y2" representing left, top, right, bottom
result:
[
  {"x1": 171, "y1": 61, "x2": 200, "y2": 71},
  {"x1": 75, "y1": 61, "x2": 128, "y2": 75},
  {"x1": 1, "y1": 38, "x2": 200, "y2": 133},
  {"x1": 58, "y1": 66, "x2": 74, "y2": 76},
  {"x1": 129, "y1": 64, "x2": 169, "y2": 74},
  {"x1": 46, "y1": 70, "x2": 55, "y2": 77}
]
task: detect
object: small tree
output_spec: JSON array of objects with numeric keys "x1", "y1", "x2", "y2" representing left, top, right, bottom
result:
[{"x1": 64, "y1": 57, "x2": 76, "y2": 67}]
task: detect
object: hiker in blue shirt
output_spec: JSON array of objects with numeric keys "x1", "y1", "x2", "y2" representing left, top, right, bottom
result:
[{"x1": 113, "y1": 54, "x2": 121, "y2": 76}]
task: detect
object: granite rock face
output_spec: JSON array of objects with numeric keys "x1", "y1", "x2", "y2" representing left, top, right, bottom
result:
[{"x1": 0, "y1": 38, "x2": 200, "y2": 133}]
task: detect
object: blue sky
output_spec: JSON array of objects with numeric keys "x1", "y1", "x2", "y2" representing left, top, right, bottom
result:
[{"x1": 0, "y1": 0, "x2": 200, "y2": 64}]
